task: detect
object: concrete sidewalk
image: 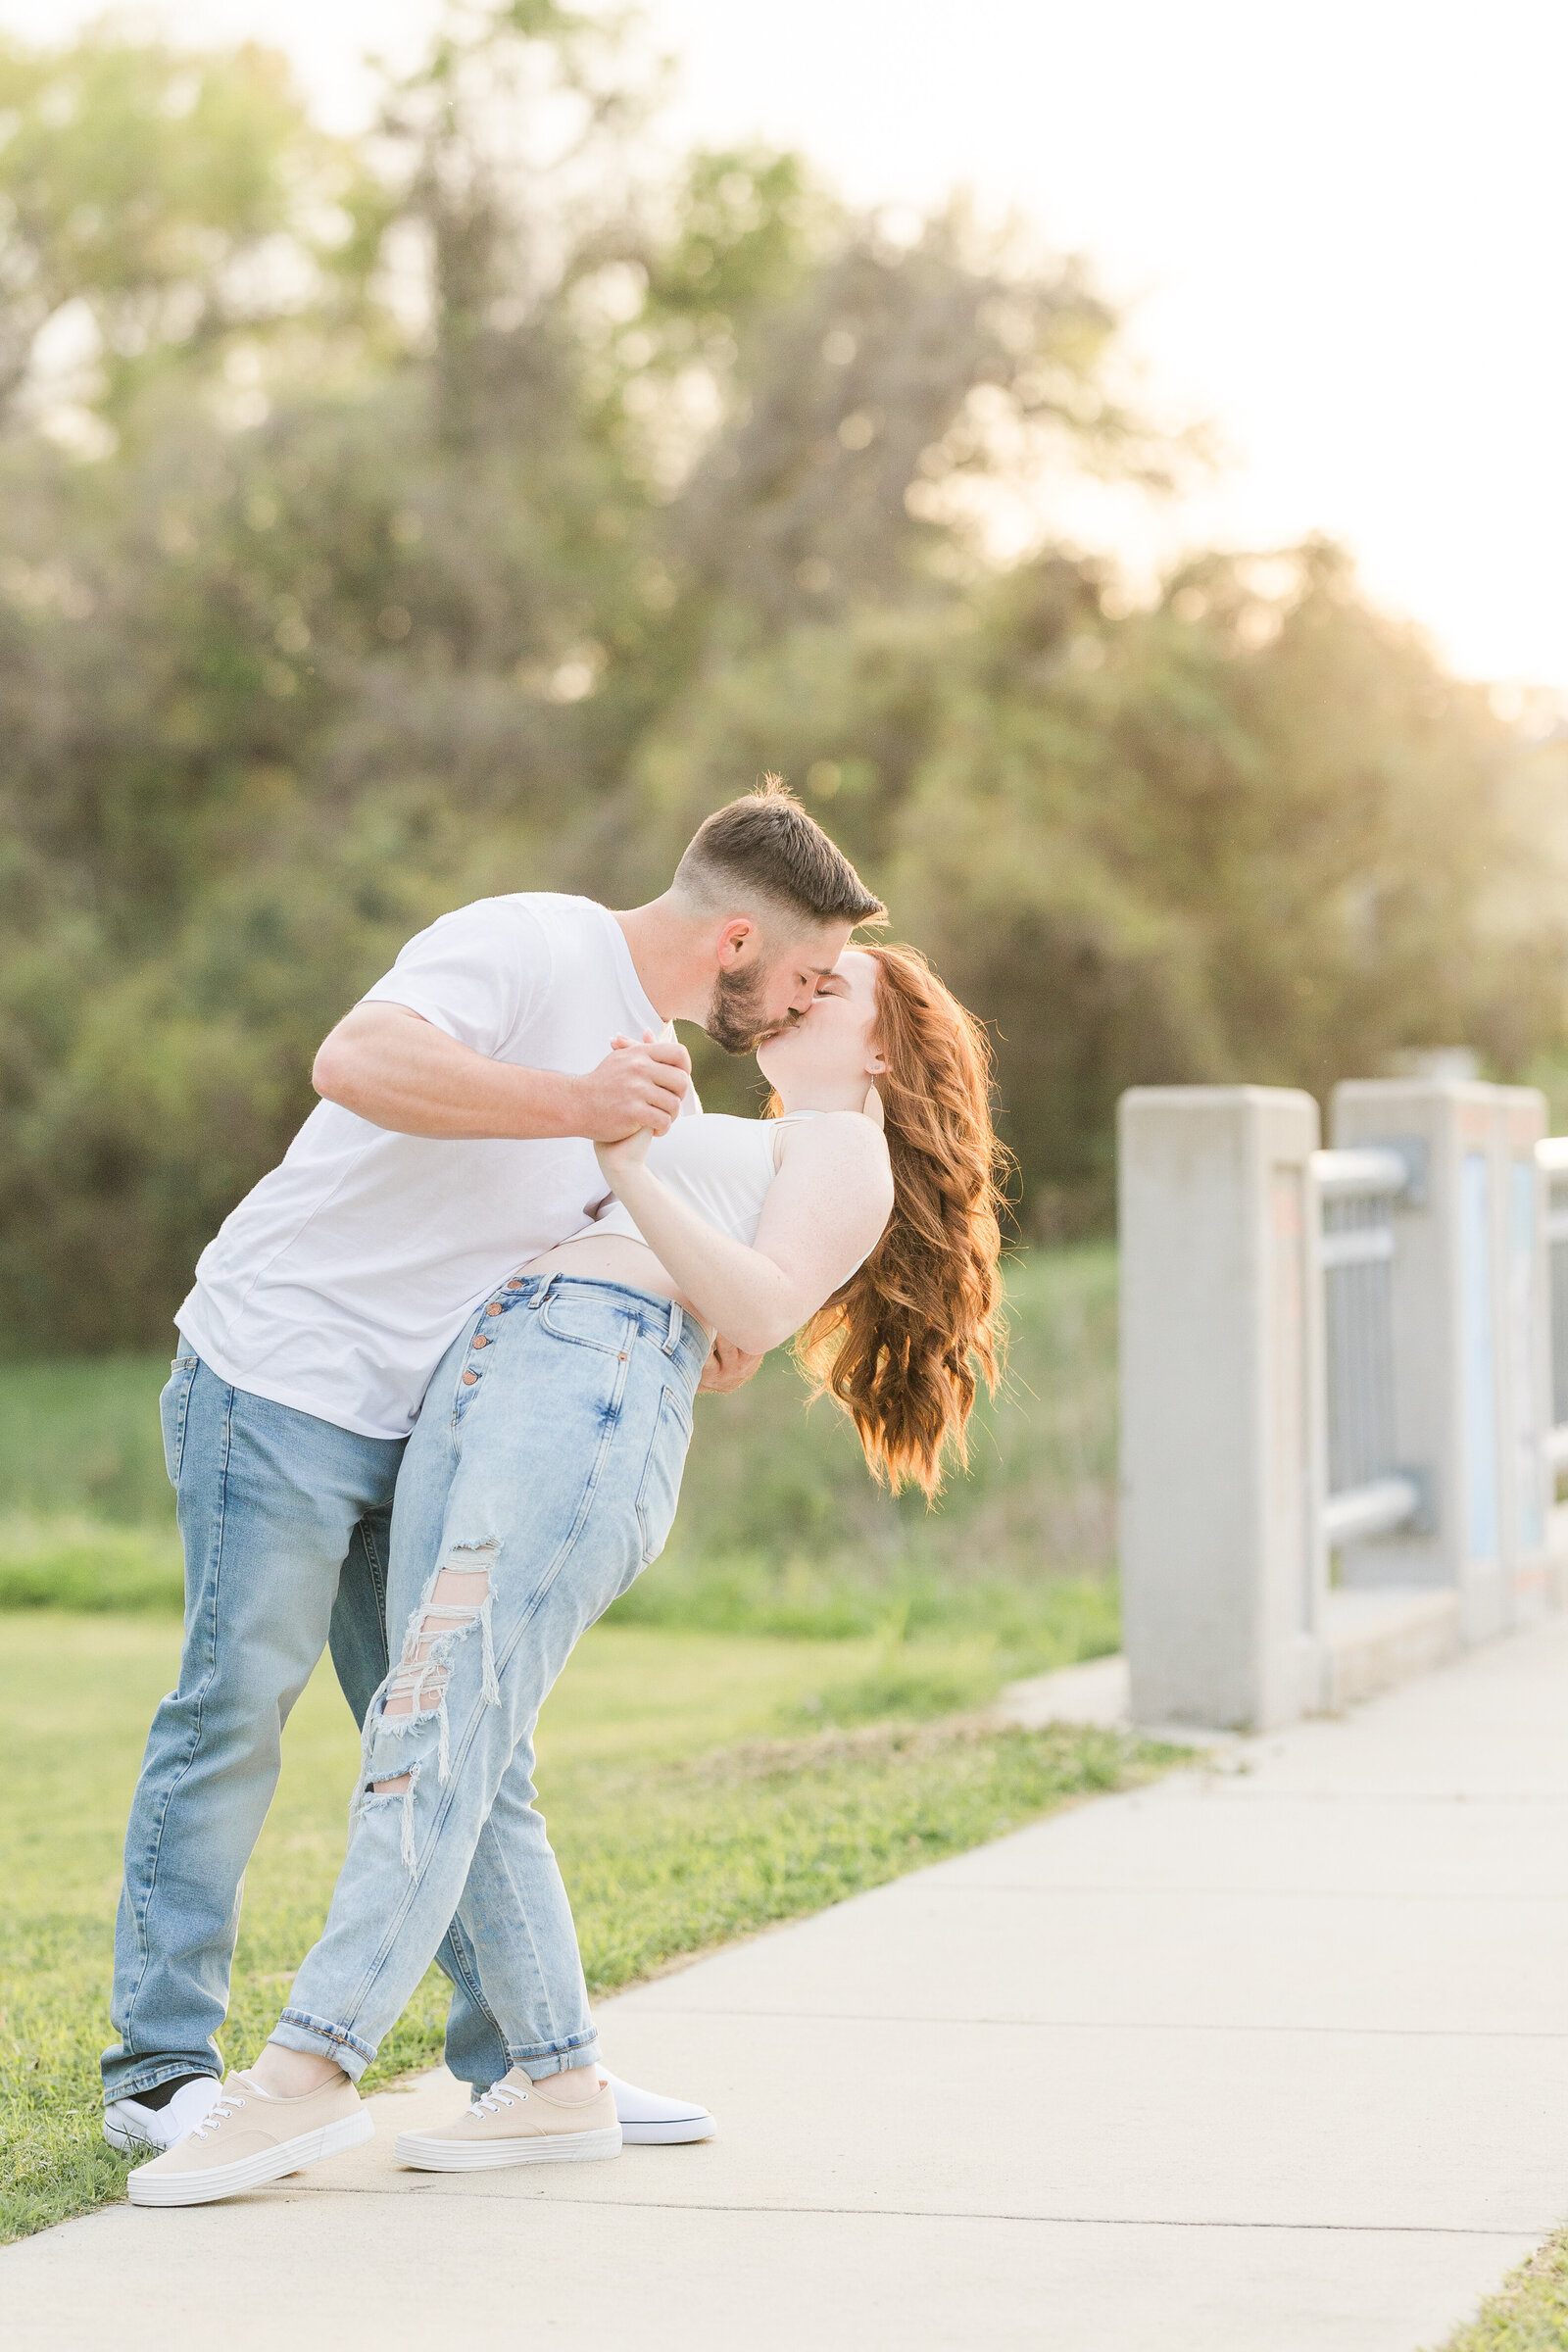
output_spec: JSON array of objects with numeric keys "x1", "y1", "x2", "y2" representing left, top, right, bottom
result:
[{"x1": 6, "y1": 1619, "x2": 1567, "y2": 2351}]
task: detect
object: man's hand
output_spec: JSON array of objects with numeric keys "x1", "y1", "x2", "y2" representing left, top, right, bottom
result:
[
  {"x1": 574, "y1": 1032, "x2": 691, "y2": 1143},
  {"x1": 699, "y1": 1335, "x2": 765, "y2": 1394}
]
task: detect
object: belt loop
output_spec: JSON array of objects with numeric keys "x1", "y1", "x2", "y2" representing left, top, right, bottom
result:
[
  {"x1": 536, "y1": 1271, "x2": 558, "y2": 1308},
  {"x1": 664, "y1": 1300, "x2": 683, "y2": 1356}
]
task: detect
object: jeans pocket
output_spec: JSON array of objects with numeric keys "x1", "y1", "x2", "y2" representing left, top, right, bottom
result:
[
  {"x1": 539, "y1": 1291, "x2": 631, "y2": 1354},
  {"x1": 159, "y1": 1356, "x2": 199, "y2": 1488},
  {"x1": 635, "y1": 1386, "x2": 694, "y2": 1566}
]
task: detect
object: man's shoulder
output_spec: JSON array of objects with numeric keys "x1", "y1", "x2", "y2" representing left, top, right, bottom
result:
[
  {"x1": 409, "y1": 892, "x2": 611, "y2": 970},
  {"x1": 430, "y1": 890, "x2": 602, "y2": 934},
  {"x1": 416, "y1": 893, "x2": 648, "y2": 1049}
]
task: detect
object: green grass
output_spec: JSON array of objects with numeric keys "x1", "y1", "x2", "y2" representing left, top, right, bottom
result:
[
  {"x1": 0, "y1": 1610, "x2": 1172, "y2": 2245},
  {"x1": 1432, "y1": 2236, "x2": 1568, "y2": 2351},
  {"x1": 0, "y1": 1516, "x2": 186, "y2": 1612},
  {"x1": 0, "y1": 1246, "x2": 1120, "y2": 1653},
  {"x1": 0, "y1": 1354, "x2": 182, "y2": 1531}
]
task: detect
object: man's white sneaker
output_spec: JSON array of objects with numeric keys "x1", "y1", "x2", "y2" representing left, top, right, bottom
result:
[
  {"x1": 126, "y1": 2070, "x2": 372, "y2": 2207},
  {"x1": 104, "y1": 2077, "x2": 223, "y2": 2155},
  {"x1": 605, "y1": 2071, "x2": 717, "y2": 2145}
]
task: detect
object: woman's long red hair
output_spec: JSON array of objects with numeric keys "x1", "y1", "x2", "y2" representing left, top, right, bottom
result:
[{"x1": 789, "y1": 944, "x2": 1007, "y2": 1497}]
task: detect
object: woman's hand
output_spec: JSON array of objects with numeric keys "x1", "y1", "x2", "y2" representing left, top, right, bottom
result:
[{"x1": 594, "y1": 1126, "x2": 653, "y2": 1187}]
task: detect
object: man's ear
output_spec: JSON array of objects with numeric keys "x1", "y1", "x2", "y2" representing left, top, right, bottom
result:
[{"x1": 714, "y1": 915, "x2": 758, "y2": 968}]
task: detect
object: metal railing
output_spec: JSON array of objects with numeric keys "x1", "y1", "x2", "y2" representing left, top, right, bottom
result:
[
  {"x1": 1310, "y1": 1147, "x2": 1423, "y2": 1544},
  {"x1": 1538, "y1": 1136, "x2": 1568, "y2": 1473}
]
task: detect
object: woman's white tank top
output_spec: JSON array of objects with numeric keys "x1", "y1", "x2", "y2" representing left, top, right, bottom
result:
[{"x1": 572, "y1": 1111, "x2": 823, "y2": 1252}]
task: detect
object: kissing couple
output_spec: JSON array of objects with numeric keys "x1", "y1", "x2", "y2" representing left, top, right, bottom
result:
[{"x1": 105, "y1": 780, "x2": 1004, "y2": 2205}]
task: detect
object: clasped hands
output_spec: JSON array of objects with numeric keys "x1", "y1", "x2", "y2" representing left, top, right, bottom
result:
[{"x1": 591, "y1": 1029, "x2": 680, "y2": 1187}]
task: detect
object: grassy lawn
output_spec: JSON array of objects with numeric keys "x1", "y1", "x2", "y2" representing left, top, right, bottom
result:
[
  {"x1": 1, "y1": 1608, "x2": 1171, "y2": 2246},
  {"x1": 0, "y1": 1247, "x2": 1120, "y2": 1655},
  {"x1": 1433, "y1": 2238, "x2": 1568, "y2": 2352}
]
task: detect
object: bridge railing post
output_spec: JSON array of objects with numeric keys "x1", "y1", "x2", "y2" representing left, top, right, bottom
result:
[
  {"x1": 1330, "y1": 1080, "x2": 1546, "y2": 1642},
  {"x1": 1119, "y1": 1086, "x2": 1324, "y2": 1732}
]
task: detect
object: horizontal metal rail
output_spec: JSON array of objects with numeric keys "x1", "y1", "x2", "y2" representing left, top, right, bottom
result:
[
  {"x1": 1319, "y1": 1225, "x2": 1396, "y2": 1270},
  {"x1": 1310, "y1": 1147, "x2": 1412, "y2": 1201},
  {"x1": 1537, "y1": 1136, "x2": 1568, "y2": 1176},
  {"x1": 1546, "y1": 1424, "x2": 1568, "y2": 1473},
  {"x1": 1321, "y1": 1474, "x2": 1423, "y2": 1545}
]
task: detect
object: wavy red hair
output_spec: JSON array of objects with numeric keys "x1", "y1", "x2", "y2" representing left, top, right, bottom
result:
[{"x1": 786, "y1": 944, "x2": 1007, "y2": 1497}]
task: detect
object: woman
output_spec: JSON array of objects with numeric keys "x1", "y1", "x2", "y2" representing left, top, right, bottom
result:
[{"x1": 127, "y1": 944, "x2": 1004, "y2": 2206}]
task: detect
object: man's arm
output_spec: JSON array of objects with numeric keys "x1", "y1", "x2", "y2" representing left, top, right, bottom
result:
[
  {"x1": 312, "y1": 1003, "x2": 691, "y2": 1142},
  {"x1": 699, "y1": 1336, "x2": 764, "y2": 1396}
]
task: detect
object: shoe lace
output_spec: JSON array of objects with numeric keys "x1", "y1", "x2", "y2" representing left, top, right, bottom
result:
[
  {"x1": 470, "y1": 2082, "x2": 528, "y2": 2118},
  {"x1": 191, "y1": 2092, "x2": 246, "y2": 2140}
]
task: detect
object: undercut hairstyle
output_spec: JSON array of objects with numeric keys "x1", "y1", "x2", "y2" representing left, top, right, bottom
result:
[{"x1": 673, "y1": 776, "x2": 885, "y2": 931}]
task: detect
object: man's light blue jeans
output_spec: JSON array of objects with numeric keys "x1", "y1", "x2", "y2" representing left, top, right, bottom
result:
[
  {"x1": 270, "y1": 1273, "x2": 704, "y2": 2082},
  {"x1": 103, "y1": 1349, "x2": 412, "y2": 2104}
]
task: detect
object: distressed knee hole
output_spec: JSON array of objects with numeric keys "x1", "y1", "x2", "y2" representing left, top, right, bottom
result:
[
  {"x1": 353, "y1": 1543, "x2": 502, "y2": 1855},
  {"x1": 384, "y1": 1558, "x2": 496, "y2": 1719}
]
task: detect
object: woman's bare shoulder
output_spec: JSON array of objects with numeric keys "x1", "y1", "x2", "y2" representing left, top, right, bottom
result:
[{"x1": 775, "y1": 1110, "x2": 892, "y2": 1186}]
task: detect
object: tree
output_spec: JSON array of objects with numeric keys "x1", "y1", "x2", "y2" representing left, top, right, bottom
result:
[
  {"x1": 0, "y1": 28, "x2": 385, "y2": 422},
  {"x1": 0, "y1": 8, "x2": 1562, "y2": 1345}
]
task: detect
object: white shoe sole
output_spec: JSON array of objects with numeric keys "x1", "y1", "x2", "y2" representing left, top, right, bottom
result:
[
  {"x1": 126, "y1": 2112, "x2": 374, "y2": 2207},
  {"x1": 394, "y1": 2122, "x2": 622, "y2": 2172},
  {"x1": 104, "y1": 2116, "x2": 157, "y2": 2155},
  {"x1": 618, "y1": 2115, "x2": 716, "y2": 2145}
]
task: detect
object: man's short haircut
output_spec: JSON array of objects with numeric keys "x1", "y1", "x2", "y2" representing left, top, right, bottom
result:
[{"x1": 673, "y1": 776, "x2": 886, "y2": 930}]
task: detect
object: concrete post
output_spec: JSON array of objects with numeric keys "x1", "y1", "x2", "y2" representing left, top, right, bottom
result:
[
  {"x1": 1119, "y1": 1087, "x2": 1323, "y2": 1732},
  {"x1": 1330, "y1": 1080, "x2": 1546, "y2": 1640},
  {"x1": 1496, "y1": 1088, "x2": 1551, "y2": 1621}
]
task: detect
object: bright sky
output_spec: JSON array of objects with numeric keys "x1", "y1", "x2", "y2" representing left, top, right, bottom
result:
[{"x1": 6, "y1": 0, "x2": 1565, "y2": 691}]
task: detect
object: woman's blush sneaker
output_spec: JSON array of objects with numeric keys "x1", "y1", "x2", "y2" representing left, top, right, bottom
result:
[
  {"x1": 126, "y1": 2071, "x2": 372, "y2": 2207},
  {"x1": 395, "y1": 2070, "x2": 621, "y2": 2170}
]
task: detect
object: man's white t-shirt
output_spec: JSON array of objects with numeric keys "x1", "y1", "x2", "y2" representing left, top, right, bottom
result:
[{"x1": 177, "y1": 895, "x2": 696, "y2": 1440}]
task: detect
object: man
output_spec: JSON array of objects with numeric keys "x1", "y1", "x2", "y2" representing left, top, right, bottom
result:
[{"x1": 103, "y1": 782, "x2": 884, "y2": 2153}]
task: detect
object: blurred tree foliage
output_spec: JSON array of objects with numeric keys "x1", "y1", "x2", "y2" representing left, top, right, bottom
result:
[{"x1": 1, "y1": 8, "x2": 1564, "y2": 1349}]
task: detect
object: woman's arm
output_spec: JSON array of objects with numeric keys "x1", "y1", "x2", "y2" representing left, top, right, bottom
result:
[{"x1": 596, "y1": 1115, "x2": 893, "y2": 1356}]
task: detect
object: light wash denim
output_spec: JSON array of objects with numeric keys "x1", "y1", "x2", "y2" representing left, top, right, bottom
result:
[
  {"x1": 103, "y1": 1350, "x2": 514, "y2": 2103},
  {"x1": 270, "y1": 1272, "x2": 705, "y2": 2084}
]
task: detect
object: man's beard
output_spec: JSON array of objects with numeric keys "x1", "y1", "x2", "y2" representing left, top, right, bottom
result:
[{"x1": 706, "y1": 963, "x2": 792, "y2": 1055}]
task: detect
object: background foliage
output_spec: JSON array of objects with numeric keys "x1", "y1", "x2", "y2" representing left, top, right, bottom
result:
[{"x1": 3, "y1": 5, "x2": 1566, "y2": 1349}]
